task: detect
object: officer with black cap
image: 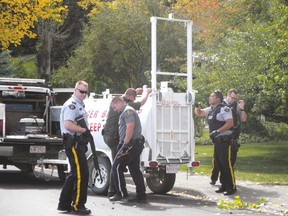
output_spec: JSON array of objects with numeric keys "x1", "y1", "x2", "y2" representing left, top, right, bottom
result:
[{"x1": 195, "y1": 90, "x2": 237, "y2": 195}]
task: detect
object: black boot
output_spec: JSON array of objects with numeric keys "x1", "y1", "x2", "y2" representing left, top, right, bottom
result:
[{"x1": 215, "y1": 186, "x2": 226, "y2": 193}]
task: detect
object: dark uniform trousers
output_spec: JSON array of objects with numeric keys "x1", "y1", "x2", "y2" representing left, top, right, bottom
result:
[
  {"x1": 103, "y1": 130, "x2": 119, "y2": 160},
  {"x1": 211, "y1": 139, "x2": 239, "y2": 183},
  {"x1": 111, "y1": 140, "x2": 145, "y2": 198},
  {"x1": 103, "y1": 131, "x2": 119, "y2": 195},
  {"x1": 59, "y1": 135, "x2": 89, "y2": 211},
  {"x1": 213, "y1": 137, "x2": 236, "y2": 190}
]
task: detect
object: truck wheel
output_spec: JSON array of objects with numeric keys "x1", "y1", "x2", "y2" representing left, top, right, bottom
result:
[
  {"x1": 57, "y1": 165, "x2": 67, "y2": 182},
  {"x1": 146, "y1": 172, "x2": 176, "y2": 194},
  {"x1": 89, "y1": 157, "x2": 110, "y2": 195}
]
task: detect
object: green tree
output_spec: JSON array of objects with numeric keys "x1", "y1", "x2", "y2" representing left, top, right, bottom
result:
[
  {"x1": 51, "y1": 0, "x2": 89, "y2": 70},
  {"x1": 192, "y1": 0, "x2": 288, "y2": 123},
  {"x1": 52, "y1": 0, "x2": 188, "y2": 92},
  {"x1": 0, "y1": 0, "x2": 66, "y2": 50}
]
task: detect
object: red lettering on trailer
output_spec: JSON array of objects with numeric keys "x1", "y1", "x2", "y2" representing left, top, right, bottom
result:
[
  {"x1": 89, "y1": 123, "x2": 102, "y2": 132},
  {"x1": 87, "y1": 110, "x2": 99, "y2": 119},
  {"x1": 101, "y1": 110, "x2": 108, "y2": 118}
]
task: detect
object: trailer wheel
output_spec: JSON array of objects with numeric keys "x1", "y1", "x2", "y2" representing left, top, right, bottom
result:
[
  {"x1": 146, "y1": 172, "x2": 176, "y2": 194},
  {"x1": 89, "y1": 157, "x2": 110, "y2": 195},
  {"x1": 57, "y1": 165, "x2": 67, "y2": 182}
]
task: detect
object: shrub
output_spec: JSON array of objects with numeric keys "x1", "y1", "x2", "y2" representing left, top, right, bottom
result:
[
  {"x1": 241, "y1": 116, "x2": 269, "y2": 138},
  {"x1": 195, "y1": 136, "x2": 212, "y2": 145},
  {"x1": 238, "y1": 133, "x2": 270, "y2": 144},
  {"x1": 265, "y1": 122, "x2": 288, "y2": 141},
  {"x1": 195, "y1": 115, "x2": 288, "y2": 145}
]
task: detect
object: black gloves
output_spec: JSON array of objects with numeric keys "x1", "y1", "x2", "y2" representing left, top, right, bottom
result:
[
  {"x1": 83, "y1": 128, "x2": 92, "y2": 139},
  {"x1": 119, "y1": 142, "x2": 133, "y2": 154},
  {"x1": 79, "y1": 129, "x2": 92, "y2": 144},
  {"x1": 210, "y1": 130, "x2": 220, "y2": 140}
]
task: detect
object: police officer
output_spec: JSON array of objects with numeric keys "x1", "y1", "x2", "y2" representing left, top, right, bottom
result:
[
  {"x1": 195, "y1": 90, "x2": 237, "y2": 195},
  {"x1": 210, "y1": 89, "x2": 247, "y2": 185},
  {"x1": 108, "y1": 96, "x2": 146, "y2": 202},
  {"x1": 57, "y1": 80, "x2": 91, "y2": 214},
  {"x1": 103, "y1": 87, "x2": 151, "y2": 159},
  {"x1": 103, "y1": 87, "x2": 151, "y2": 197}
]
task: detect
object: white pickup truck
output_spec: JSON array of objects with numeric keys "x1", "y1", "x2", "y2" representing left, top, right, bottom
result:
[{"x1": 0, "y1": 77, "x2": 72, "y2": 180}]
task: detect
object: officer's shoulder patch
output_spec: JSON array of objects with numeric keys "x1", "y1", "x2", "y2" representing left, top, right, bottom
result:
[
  {"x1": 125, "y1": 109, "x2": 133, "y2": 115},
  {"x1": 224, "y1": 107, "x2": 230, "y2": 112},
  {"x1": 69, "y1": 104, "x2": 76, "y2": 110}
]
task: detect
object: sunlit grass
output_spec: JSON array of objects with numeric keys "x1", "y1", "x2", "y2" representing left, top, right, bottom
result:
[{"x1": 191, "y1": 141, "x2": 288, "y2": 185}]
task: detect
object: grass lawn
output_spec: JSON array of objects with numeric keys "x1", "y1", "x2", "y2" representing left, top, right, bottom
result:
[{"x1": 192, "y1": 141, "x2": 288, "y2": 185}]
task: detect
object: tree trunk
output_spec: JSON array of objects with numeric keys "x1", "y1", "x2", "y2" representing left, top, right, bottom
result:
[{"x1": 37, "y1": 26, "x2": 53, "y2": 81}]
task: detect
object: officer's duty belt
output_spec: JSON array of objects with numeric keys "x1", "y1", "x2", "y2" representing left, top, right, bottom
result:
[
  {"x1": 63, "y1": 133, "x2": 76, "y2": 140},
  {"x1": 121, "y1": 136, "x2": 145, "y2": 146},
  {"x1": 215, "y1": 135, "x2": 232, "y2": 142}
]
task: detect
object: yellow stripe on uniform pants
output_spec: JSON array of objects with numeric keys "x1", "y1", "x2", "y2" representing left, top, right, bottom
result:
[
  {"x1": 72, "y1": 146, "x2": 81, "y2": 211},
  {"x1": 228, "y1": 145, "x2": 236, "y2": 188}
]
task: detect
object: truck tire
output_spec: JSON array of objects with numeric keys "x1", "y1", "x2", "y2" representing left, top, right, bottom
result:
[
  {"x1": 89, "y1": 157, "x2": 110, "y2": 195},
  {"x1": 146, "y1": 172, "x2": 176, "y2": 194},
  {"x1": 57, "y1": 165, "x2": 67, "y2": 182}
]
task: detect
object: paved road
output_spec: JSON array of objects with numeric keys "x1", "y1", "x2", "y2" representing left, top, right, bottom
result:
[
  {"x1": 171, "y1": 172, "x2": 288, "y2": 216},
  {"x1": 0, "y1": 166, "x2": 287, "y2": 215}
]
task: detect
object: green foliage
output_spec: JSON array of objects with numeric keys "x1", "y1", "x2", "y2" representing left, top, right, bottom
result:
[
  {"x1": 0, "y1": 51, "x2": 16, "y2": 76},
  {"x1": 241, "y1": 116, "x2": 269, "y2": 137},
  {"x1": 264, "y1": 121, "x2": 288, "y2": 141},
  {"x1": 193, "y1": 0, "x2": 288, "y2": 123},
  {"x1": 194, "y1": 115, "x2": 205, "y2": 137},
  {"x1": 195, "y1": 136, "x2": 212, "y2": 146},
  {"x1": 11, "y1": 55, "x2": 38, "y2": 78},
  {"x1": 238, "y1": 133, "x2": 270, "y2": 144},
  {"x1": 0, "y1": 52, "x2": 37, "y2": 78},
  {"x1": 51, "y1": 0, "x2": 89, "y2": 70},
  {"x1": 52, "y1": 0, "x2": 188, "y2": 92},
  {"x1": 239, "y1": 118, "x2": 288, "y2": 143},
  {"x1": 5, "y1": 0, "x2": 287, "y2": 127},
  {"x1": 217, "y1": 196, "x2": 267, "y2": 210}
]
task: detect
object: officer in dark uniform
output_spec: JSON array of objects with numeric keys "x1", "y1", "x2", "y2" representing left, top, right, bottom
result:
[
  {"x1": 103, "y1": 87, "x2": 151, "y2": 197},
  {"x1": 103, "y1": 87, "x2": 151, "y2": 159},
  {"x1": 210, "y1": 89, "x2": 247, "y2": 185},
  {"x1": 57, "y1": 80, "x2": 91, "y2": 215},
  {"x1": 195, "y1": 90, "x2": 237, "y2": 195},
  {"x1": 108, "y1": 96, "x2": 146, "y2": 202}
]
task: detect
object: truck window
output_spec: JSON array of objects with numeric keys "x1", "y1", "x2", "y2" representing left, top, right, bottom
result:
[{"x1": 5, "y1": 103, "x2": 33, "y2": 111}]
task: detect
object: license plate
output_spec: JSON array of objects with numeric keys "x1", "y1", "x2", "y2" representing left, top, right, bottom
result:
[
  {"x1": 166, "y1": 164, "x2": 179, "y2": 174},
  {"x1": 30, "y1": 146, "x2": 46, "y2": 153}
]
